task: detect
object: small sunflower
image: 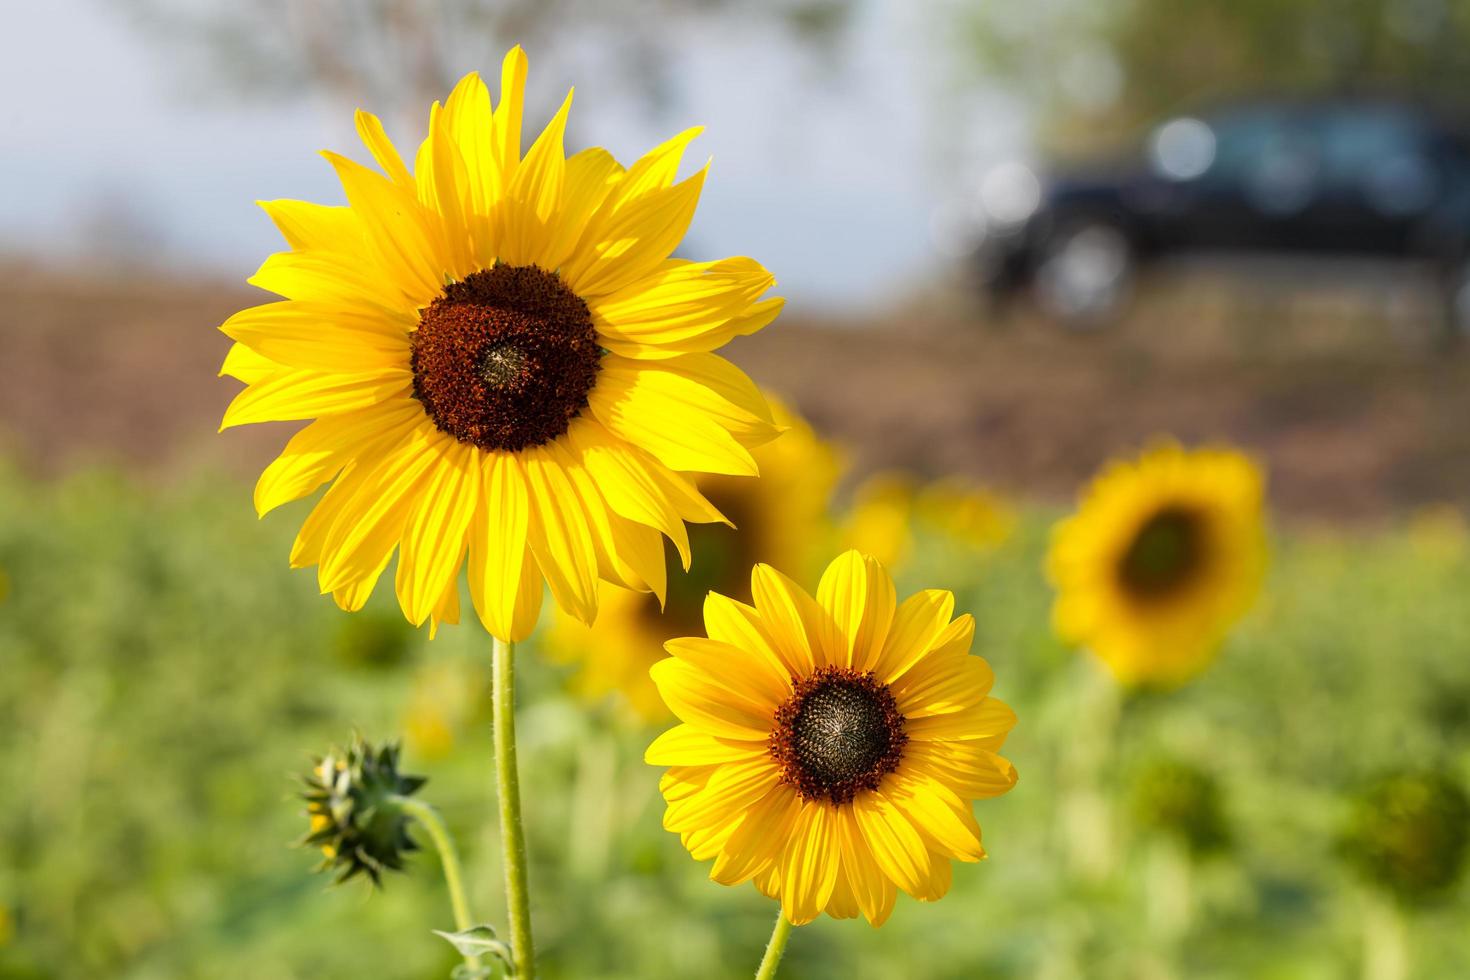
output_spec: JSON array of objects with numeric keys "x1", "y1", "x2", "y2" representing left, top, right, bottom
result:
[
  {"x1": 1048, "y1": 443, "x2": 1266, "y2": 686},
  {"x1": 220, "y1": 47, "x2": 782, "y2": 641},
  {"x1": 645, "y1": 551, "x2": 1018, "y2": 926},
  {"x1": 549, "y1": 400, "x2": 840, "y2": 722},
  {"x1": 843, "y1": 472, "x2": 1013, "y2": 570}
]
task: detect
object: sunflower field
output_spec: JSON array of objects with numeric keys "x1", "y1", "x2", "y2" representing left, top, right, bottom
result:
[
  {"x1": 2, "y1": 458, "x2": 1468, "y2": 979},
  {"x1": 8, "y1": 10, "x2": 1470, "y2": 979}
]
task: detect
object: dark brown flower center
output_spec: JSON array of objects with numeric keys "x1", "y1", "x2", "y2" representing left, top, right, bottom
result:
[
  {"x1": 769, "y1": 666, "x2": 907, "y2": 806},
  {"x1": 410, "y1": 264, "x2": 601, "y2": 452},
  {"x1": 1118, "y1": 505, "x2": 1206, "y2": 600}
]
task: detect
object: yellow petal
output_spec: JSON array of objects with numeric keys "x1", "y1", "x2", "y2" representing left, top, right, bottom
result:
[
  {"x1": 491, "y1": 47, "x2": 528, "y2": 181},
  {"x1": 394, "y1": 442, "x2": 479, "y2": 626},
  {"x1": 851, "y1": 791, "x2": 933, "y2": 898},
  {"x1": 649, "y1": 657, "x2": 775, "y2": 741},
  {"x1": 591, "y1": 257, "x2": 775, "y2": 352},
  {"x1": 885, "y1": 770, "x2": 985, "y2": 863},
  {"x1": 663, "y1": 756, "x2": 778, "y2": 833},
  {"x1": 872, "y1": 589, "x2": 956, "y2": 683},
  {"x1": 257, "y1": 199, "x2": 365, "y2": 255},
  {"x1": 321, "y1": 150, "x2": 446, "y2": 306},
  {"x1": 499, "y1": 88, "x2": 572, "y2": 266},
  {"x1": 354, "y1": 110, "x2": 415, "y2": 191},
  {"x1": 816, "y1": 551, "x2": 895, "y2": 670},
  {"x1": 711, "y1": 783, "x2": 801, "y2": 886},
  {"x1": 835, "y1": 806, "x2": 898, "y2": 927},
  {"x1": 219, "y1": 342, "x2": 281, "y2": 384},
  {"x1": 253, "y1": 401, "x2": 420, "y2": 516},
  {"x1": 466, "y1": 452, "x2": 537, "y2": 641},
  {"x1": 523, "y1": 443, "x2": 599, "y2": 624},
  {"x1": 645, "y1": 724, "x2": 766, "y2": 766},
  {"x1": 563, "y1": 164, "x2": 708, "y2": 298},
  {"x1": 890, "y1": 649, "x2": 994, "y2": 720},
  {"x1": 702, "y1": 592, "x2": 798, "y2": 693},
  {"x1": 904, "y1": 698, "x2": 1018, "y2": 743},
  {"x1": 315, "y1": 423, "x2": 446, "y2": 592},
  {"x1": 781, "y1": 801, "x2": 840, "y2": 925},
  {"x1": 542, "y1": 147, "x2": 623, "y2": 272},
  {"x1": 588, "y1": 355, "x2": 758, "y2": 476},
  {"x1": 665, "y1": 637, "x2": 789, "y2": 710},
  {"x1": 419, "y1": 103, "x2": 477, "y2": 278},
  {"x1": 220, "y1": 368, "x2": 412, "y2": 429},
  {"x1": 565, "y1": 419, "x2": 691, "y2": 568},
  {"x1": 330, "y1": 550, "x2": 391, "y2": 613},
  {"x1": 749, "y1": 563, "x2": 821, "y2": 677},
  {"x1": 903, "y1": 741, "x2": 1018, "y2": 800},
  {"x1": 220, "y1": 300, "x2": 412, "y2": 373},
  {"x1": 248, "y1": 250, "x2": 404, "y2": 309}
]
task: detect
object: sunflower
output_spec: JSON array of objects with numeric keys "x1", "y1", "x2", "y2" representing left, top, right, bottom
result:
[
  {"x1": 548, "y1": 399, "x2": 840, "y2": 722},
  {"x1": 219, "y1": 47, "x2": 782, "y2": 641},
  {"x1": 843, "y1": 472, "x2": 1013, "y2": 570},
  {"x1": 645, "y1": 551, "x2": 1018, "y2": 926},
  {"x1": 1047, "y1": 443, "x2": 1266, "y2": 686}
]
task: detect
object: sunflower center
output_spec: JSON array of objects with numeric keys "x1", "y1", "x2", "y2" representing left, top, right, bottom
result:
[
  {"x1": 1119, "y1": 506, "x2": 1204, "y2": 599},
  {"x1": 770, "y1": 666, "x2": 907, "y2": 806},
  {"x1": 411, "y1": 264, "x2": 601, "y2": 452}
]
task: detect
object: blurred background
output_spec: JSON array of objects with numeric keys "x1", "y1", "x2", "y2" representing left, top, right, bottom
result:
[{"x1": 4, "y1": 1, "x2": 1470, "y2": 977}]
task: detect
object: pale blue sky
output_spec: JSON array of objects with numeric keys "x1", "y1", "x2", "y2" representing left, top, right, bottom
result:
[{"x1": 0, "y1": 1, "x2": 1028, "y2": 311}]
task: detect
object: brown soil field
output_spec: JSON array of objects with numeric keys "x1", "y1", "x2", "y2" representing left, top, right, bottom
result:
[{"x1": 2, "y1": 261, "x2": 1467, "y2": 523}]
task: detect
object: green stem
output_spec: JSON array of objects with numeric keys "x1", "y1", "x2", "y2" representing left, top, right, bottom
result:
[
  {"x1": 754, "y1": 910, "x2": 794, "y2": 980},
  {"x1": 397, "y1": 797, "x2": 481, "y2": 973},
  {"x1": 493, "y1": 635, "x2": 536, "y2": 979}
]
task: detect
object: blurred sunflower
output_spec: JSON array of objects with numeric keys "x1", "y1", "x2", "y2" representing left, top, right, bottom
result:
[
  {"x1": 1048, "y1": 443, "x2": 1266, "y2": 686},
  {"x1": 843, "y1": 472, "x2": 1013, "y2": 569},
  {"x1": 646, "y1": 552, "x2": 1018, "y2": 926},
  {"x1": 548, "y1": 400, "x2": 840, "y2": 722},
  {"x1": 219, "y1": 46, "x2": 782, "y2": 641}
]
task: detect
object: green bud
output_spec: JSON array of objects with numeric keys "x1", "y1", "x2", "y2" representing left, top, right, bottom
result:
[{"x1": 298, "y1": 734, "x2": 427, "y2": 885}]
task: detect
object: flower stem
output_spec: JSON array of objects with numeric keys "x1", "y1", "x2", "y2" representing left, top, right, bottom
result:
[
  {"x1": 754, "y1": 910, "x2": 794, "y2": 980},
  {"x1": 397, "y1": 797, "x2": 481, "y2": 973},
  {"x1": 493, "y1": 634, "x2": 536, "y2": 978}
]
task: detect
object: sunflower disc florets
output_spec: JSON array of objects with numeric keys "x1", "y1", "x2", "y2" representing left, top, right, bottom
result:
[{"x1": 299, "y1": 735, "x2": 427, "y2": 885}]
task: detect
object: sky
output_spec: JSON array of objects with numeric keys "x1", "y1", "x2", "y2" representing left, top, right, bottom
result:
[{"x1": 0, "y1": 1, "x2": 1029, "y2": 313}]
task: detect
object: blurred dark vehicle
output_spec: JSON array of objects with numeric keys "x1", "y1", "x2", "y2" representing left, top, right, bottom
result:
[{"x1": 975, "y1": 99, "x2": 1470, "y2": 341}]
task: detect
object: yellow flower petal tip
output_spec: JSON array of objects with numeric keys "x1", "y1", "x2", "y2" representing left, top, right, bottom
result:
[
  {"x1": 645, "y1": 550, "x2": 1017, "y2": 925},
  {"x1": 1047, "y1": 441, "x2": 1267, "y2": 687},
  {"x1": 219, "y1": 46, "x2": 783, "y2": 642}
]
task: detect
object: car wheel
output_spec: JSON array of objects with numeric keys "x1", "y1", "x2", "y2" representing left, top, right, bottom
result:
[{"x1": 1033, "y1": 219, "x2": 1134, "y2": 328}]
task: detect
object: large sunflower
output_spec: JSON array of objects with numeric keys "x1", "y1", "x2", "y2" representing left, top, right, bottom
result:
[
  {"x1": 219, "y1": 47, "x2": 782, "y2": 641},
  {"x1": 1047, "y1": 443, "x2": 1266, "y2": 686},
  {"x1": 646, "y1": 551, "x2": 1018, "y2": 926},
  {"x1": 548, "y1": 399, "x2": 840, "y2": 722}
]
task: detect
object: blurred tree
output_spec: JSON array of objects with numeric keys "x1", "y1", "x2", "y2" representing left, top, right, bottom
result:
[
  {"x1": 961, "y1": 0, "x2": 1470, "y2": 152},
  {"x1": 110, "y1": 0, "x2": 850, "y2": 130}
]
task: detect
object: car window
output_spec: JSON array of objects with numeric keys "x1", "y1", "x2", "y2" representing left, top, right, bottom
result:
[
  {"x1": 1315, "y1": 110, "x2": 1436, "y2": 213},
  {"x1": 1207, "y1": 110, "x2": 1322, "y2": 214}
]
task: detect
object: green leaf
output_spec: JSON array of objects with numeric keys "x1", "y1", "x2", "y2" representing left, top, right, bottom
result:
[{"x1": 435, "y1": 925, "x2": 513, "y2": 966}]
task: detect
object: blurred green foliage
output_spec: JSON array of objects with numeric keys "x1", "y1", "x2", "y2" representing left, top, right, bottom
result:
[
  {"x1": 2, "y1": 463, "x2": 1469, "y2": 978},
  {"x1": 964, "y1": 0, "x2": 1470, "y2": 150}
]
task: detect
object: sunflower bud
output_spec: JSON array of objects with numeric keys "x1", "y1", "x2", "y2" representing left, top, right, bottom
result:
[
  {"x1": 1339, "y1": 770, "x2": 1470, "y2": 904},
  {"x1": 1130, "y1": 758, "x2": 1231, "y2": 858},
  {"x1": 299, "y1": 735, "x2": 427, "y2": 885}
]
